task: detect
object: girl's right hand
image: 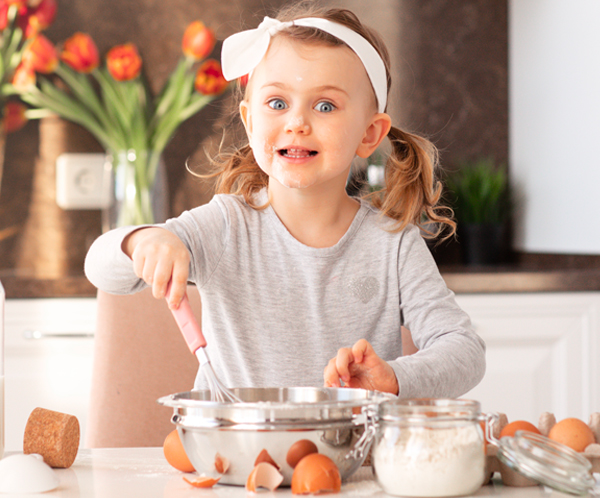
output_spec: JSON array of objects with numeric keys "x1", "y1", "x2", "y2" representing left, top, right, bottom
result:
[{"x1": 122, "y1": 227, "x2": 191, "y2": 309}]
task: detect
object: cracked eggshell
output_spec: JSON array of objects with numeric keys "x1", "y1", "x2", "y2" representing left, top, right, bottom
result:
[
  {"x1": 246, "y1": 462, "x2": 284, "y2": 492},
  {"x1": 215, "y1": 452, "x2": 229, "y2": 474},
  {"x1": 0, "y1": 453, "x2": 59, "y2": 493},
  {"x1": 254, "y1": 449, "x2": 280, "y2": 469}
]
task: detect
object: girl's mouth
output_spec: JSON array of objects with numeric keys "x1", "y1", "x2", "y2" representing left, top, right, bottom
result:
[{"x1": 278, "y1": 148, "x2": 318, "y2": 158}]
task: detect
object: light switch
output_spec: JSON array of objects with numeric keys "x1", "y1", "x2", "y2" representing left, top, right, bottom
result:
[{"x1": 55, "y1": 153, "x2": 112, "y2": 210}]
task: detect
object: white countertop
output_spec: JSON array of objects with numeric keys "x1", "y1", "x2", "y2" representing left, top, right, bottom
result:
[{"x1": 2, "y1": 447, "x2": 595, "y2": 498}]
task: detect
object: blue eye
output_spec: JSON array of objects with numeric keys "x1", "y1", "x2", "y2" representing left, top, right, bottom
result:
[
  {"x1": 268, "y1": 99, "x2": 288, "y2": 110},
  {"x1": 315, "y1": 101, "x2": 335, "y2": 113}
]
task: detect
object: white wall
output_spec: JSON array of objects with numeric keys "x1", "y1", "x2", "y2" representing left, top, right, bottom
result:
[{"x1": 510, "y1": 0, "x2": 600, "y2": 254}]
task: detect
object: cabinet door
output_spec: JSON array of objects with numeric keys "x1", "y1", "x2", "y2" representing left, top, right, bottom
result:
[
  {"x1": 4, "y1": 298, "x2": 97, "y2": 451},
  {"x1": 456, "y1": 292, "x2": 600, "y2": 423}
]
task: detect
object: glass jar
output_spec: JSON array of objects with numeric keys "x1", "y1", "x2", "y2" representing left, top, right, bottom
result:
[{"x1": 372, "y1": 398, "x2": 486, "y2": 497}]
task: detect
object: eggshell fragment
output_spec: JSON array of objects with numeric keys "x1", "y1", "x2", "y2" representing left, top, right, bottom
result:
[
  {"x1": 255, "y1": 448, "x2": 280, "y2": 469},
  {"x1": 246, "y1": 462, "x2": 284, "y2": 492},
  {"x1": 291, "y1": 453, "x2": 341, "y2": 495},
  {"x1": 287, "y1": 439, "x2": 318, "y2": 468},
  {"x1": 183, "y1": 476, "x2": 221, "y2": 488},
  {"x1": 215, "y1": 452, "x2": 230, "y2": 473},
  {"x1": 0, "y1": 454, "x2": 59, "y2": 493}
]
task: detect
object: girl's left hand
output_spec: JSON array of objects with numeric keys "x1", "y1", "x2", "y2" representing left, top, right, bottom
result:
[{"x1": 323, "y1": 339, "x2": 399, "y2": 394}]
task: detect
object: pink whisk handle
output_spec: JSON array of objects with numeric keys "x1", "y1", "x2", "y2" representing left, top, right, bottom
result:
[{"x1": 167, "y1": 290, "x2": 207, "y2": 353}]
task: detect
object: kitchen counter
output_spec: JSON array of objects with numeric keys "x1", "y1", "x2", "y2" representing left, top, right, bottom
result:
[
  {"x1": 2, "y1": 253, "x2": 600, "y2": 298},
  {"x1": 6, "y1": 447, "x2": 594, "y2": 498}
]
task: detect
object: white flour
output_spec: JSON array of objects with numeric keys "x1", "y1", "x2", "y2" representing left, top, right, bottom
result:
[{"x1": 373, "y1": 424, "x2": 485, "y2": 497}]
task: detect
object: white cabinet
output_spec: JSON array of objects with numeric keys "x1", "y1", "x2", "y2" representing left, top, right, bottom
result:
[
  {"x1": 457, "y1": 292, "x2": 600, "y2": 423},
  {"x1": 4, "y1": 298, "x2": 96, "y2": 451}
]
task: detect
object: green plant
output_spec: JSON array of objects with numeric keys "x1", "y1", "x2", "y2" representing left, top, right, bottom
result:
[{"x1": 446, "y1": 157, "x2": 510, "y2": 225}]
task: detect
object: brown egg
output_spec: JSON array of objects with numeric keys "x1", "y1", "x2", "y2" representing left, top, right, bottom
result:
[
  {"x1": 499, "y1": 420, "x2": 541, "y2": 438},
  {"x1": 163, "y1": 429, "x2": 195, "y2": 473},
  {"x1": 287, "y1": 439, "x2": 318, "y2": 468},
  {"x1": 548, "y1": 418, "x2": 596, "y2": 452},
  {"x1": 255, "y1": 448, "x2": 280, "y2": 469},
  {"x1": 246, "y1": 462, "x2": 284, "y2": 492},
  {"x1": 291, "y1": 453, "x2": 341, "y2": 494}
]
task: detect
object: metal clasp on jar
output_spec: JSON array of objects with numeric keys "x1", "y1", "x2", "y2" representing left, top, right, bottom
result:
[{"x1": 345, "y1": 404, "x2": 379, "y2": 461}]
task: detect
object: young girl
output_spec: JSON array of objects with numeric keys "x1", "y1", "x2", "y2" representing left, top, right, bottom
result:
[{"x1": 85, "y1": 4, "x2": 485, "y2": 397}]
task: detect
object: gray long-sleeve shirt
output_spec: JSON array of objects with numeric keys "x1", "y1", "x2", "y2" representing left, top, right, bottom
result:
[{"x1": 85, "y1": 193, "x2": 485, "y2": 397}]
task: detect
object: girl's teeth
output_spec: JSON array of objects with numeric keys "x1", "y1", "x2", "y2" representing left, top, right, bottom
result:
[{"x1": 282, "y1": 149, "x2": 315, "y2": 158}]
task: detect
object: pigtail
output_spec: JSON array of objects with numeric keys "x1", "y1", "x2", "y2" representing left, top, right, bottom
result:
[
  {"x1": 366, "y1": 126, "x2": 456, "y2": 239},
  {"x1": 204, "y1": 144, "x2": 269, "y2": 209}
]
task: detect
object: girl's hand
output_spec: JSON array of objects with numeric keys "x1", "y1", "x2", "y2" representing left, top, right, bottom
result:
[
  {"x1": 122, "y1": 227, "x2": 191, "y2": 309},
  {"x1": 323, "y1": 339, "x2": 399, "y2": 395}
]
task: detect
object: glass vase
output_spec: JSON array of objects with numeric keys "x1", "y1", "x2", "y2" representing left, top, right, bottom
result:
[{"x1": 102, "y1": 149, "x2": 169, "y2": 231}]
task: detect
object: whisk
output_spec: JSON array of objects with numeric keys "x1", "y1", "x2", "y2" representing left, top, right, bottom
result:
[{"x1": 167, "y1": 288, "x2": 241, "y2": 403}]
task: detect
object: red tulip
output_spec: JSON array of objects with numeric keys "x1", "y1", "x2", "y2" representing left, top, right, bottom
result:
[
  {"x1": 3, "y1": 101, "x2": 28, "y2": 133},
  {"x1": 182, "y1": 21, "x2": 215, "y2": 60},
  {"x1": 106, "y1": 43, "x2": 142, "y2": 81},
  {"x1": 0, "y1": 2, "x2": 9, "y2": 30},
  {"x1": 238, "y1": 74, "x2": 249, "y2": 88},
  {"x1": 12, "y1": 62, "x2": 36, "y2": 89},
  {"x1": 25, "y1": 0, "x2": 57, "y2": 37},
  {"x1": 61, "y1": 32, "x2": 99, "y2": 73},
  {"x1": 22, "y1": 34, "x2": 58, "y2": 73},
  {"x1": 0, "y1": 0, "x2": 25, "y2": 30},
  {"x1": 194, "y1": 59, "x2": 227, "y2": 95}
]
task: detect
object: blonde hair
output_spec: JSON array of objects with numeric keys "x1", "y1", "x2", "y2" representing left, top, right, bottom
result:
[{"x1": 210, "y1": 3, "x2": 455, "y2": 238}]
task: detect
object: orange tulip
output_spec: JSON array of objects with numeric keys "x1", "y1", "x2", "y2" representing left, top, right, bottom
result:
[
  {"x1": 25, "y1": 0, "x2": 57, "y2": 37},
  {"x1": 106, "y1": 43, "x2": 142, "y2": 81},
  {"x1": 3, "y1": 101, "x2": 28, "y2": 133},
  {"x1": 182, "y1": 21, "x2": 215, "y2": 60},
  {"x1": 194, "y1": 59, "x2": 227, "y2": 96},
  {"x1": 22, "y1": 34, "x2": 58, "y2": 73},
  {"x1": 61, "y1": 33, "x2": 99, "y2": 73},
  {"x1": 12, "y1": 62, "x2": 36, "y2": 89}
]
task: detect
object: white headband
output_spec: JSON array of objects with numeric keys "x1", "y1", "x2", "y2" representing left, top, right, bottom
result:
[{"x1": 221, "y1": 16, "x2": 388, "y2": 113}]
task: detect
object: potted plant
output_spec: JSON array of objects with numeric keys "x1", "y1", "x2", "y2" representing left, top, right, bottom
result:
[{"x1": 446, "y1": 157, "x2": 511, "y2": 265}]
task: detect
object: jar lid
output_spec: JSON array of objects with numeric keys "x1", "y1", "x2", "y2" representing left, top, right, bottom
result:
[
  {"x1": 497, "y1": 431, "x2": 596, "y2": 495},
  {"x1": 378, "y1": 398, "x2": 481, "y2": 423}
]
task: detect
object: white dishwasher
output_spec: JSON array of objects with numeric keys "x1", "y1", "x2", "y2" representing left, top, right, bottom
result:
[{"x1": 3, "y1": 297, "x2": 96, "y2": 451}]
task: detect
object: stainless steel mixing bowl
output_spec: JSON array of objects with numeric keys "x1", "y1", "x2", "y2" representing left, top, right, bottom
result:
[{"x1": 158, "y1": 387, "x2": 392, "y2": 486}]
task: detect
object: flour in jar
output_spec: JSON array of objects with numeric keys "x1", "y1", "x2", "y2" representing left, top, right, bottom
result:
[{"x1": 373, "y1": 423, "x2": 485, "y2": 497}]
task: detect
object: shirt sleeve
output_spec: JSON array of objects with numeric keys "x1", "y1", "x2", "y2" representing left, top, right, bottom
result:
[
  {"x1": 84, "y1": 195, "x2": 229, "y2": 294},
  {"x1": 389, "y1": 226, "x2": 486, "y2": 398},
  {"x1": 84, "y1": 225, "x2": 151, "y2": 295}
]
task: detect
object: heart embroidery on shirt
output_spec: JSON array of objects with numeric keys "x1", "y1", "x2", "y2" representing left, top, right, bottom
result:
[{"x1": 348, "y1": 276, "x2": 379, "y2": 304}]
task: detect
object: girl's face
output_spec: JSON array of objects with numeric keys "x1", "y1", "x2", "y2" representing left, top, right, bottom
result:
[{"x1": 240, "y1": 35, "x2": 390, "y2": 192}]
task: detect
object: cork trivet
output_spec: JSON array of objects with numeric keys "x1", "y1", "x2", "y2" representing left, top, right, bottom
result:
[{"x1": 23, "y1": 407, "x2": 80, "y2": 468}]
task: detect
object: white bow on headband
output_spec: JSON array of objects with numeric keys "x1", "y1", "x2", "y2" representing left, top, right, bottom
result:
[{"x1": 221, "y1": 16, "x2": 388, "y2": 113}]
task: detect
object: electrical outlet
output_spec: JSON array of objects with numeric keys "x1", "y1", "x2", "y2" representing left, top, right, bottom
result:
[{"x1": 56, "y1": 153, "x2": 112, "y2": 210}]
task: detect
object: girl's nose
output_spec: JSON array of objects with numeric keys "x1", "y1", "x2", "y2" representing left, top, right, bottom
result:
[{"x1": 284, "y1": 114, "x2": 311, "y2": 135}]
